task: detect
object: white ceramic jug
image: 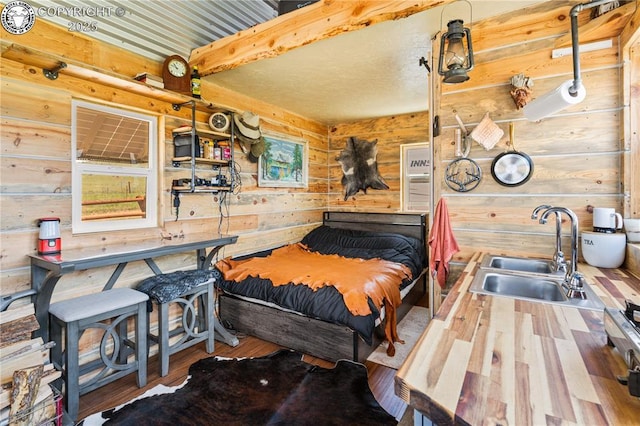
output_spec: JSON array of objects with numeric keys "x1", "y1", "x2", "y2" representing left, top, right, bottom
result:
[{"x1": 593, "y1": 208, "x2": 623, "y2": 233}]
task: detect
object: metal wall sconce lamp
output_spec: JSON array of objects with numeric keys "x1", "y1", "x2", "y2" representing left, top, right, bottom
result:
[{"x1": 437, "y1": 0, "x2": 474, "y2": 84}]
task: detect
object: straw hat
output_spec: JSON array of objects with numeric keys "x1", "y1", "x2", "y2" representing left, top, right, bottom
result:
[{"x1": 234, "y1": 111, "x2": 261, "y2": 139}]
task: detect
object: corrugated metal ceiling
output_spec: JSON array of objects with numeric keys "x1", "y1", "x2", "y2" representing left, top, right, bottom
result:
[{"x1": 27, "y1": 0, "x2": 279, "y2": 62}]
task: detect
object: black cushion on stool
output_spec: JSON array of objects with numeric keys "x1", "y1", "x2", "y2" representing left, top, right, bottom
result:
[{"x1": 137, "y1": 269, "x2": 220, "y2": 304}]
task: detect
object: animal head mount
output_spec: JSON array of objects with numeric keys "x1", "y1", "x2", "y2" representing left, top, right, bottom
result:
[{"x1": 336, "y1": 137, "x2": 389, "y2": 201}]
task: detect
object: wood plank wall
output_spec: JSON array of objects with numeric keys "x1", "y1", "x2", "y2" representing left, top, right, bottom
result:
[
  {"x1": 1, "y1": 1, "x2": 638, "y2": 355},
  {"x1": 0, "y1": 18, "x2": 329, "y2": 359},
  {"x1": 328, "y1": 112, "x2": 431, "y2": 212},
  {"x1": 430, "y1": 2, "x2": 627, "y2": 284},
  {"x1": 326, "y1": 2, "x2": 637, "y2": 292}
]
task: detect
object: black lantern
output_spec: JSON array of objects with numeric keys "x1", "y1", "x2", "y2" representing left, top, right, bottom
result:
[{"x1": 438, "y1": 19, "x2": 474, "y2": 84}]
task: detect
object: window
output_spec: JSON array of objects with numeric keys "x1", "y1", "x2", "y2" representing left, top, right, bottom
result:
[
  {"x1": 400, "y1": 143, "x2": 430, "y2": 212},
  {"x1": 72, "y1": 100, "x2": 158, "y2": 233}
]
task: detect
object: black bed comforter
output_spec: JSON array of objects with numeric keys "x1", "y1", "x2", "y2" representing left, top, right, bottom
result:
[{"x1": 214, "y1": 225, "x2": 426, "y2": 344}]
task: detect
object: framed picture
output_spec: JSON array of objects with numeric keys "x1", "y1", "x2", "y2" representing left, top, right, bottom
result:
[{"x1": 258, "y1": 135, "x2": 308, "y2": 188}]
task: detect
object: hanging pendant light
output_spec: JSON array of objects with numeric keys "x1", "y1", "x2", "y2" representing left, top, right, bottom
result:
[{"x1": 437, "y1": 1, "x2": 474, "y2": 84}]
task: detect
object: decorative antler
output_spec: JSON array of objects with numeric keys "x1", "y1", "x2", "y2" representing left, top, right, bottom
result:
[
  {"x1": 445, "y1": 158, "x2": 482, "y2": 192},
  {"x1": 509, "y1": 73, "x2": 534, "y2": 109}
]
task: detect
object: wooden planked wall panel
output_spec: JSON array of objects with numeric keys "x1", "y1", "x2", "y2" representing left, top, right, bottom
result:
[
  {"x1": 625, "y1": 40, "x2": 639, "y2": 220},
  {"x1": 325, "y1": 3, "x2": 628, "y2": 296},
  {"x1": 469, "y1": 1, "x2": 586, "y2": 53},
  {"x1": 445, "y1": 194, "x2": 622, "y2": 232},
  {"x1": 0, "y1": 19, "x2": 330, "y2": 363},
  {"x1": 440, "y1": 69, "x2": 621, "y2": 127},
  {"x1": 431, "y1": 6, "x2": 625, "y2": 283},
  {"x1": 1, "y1": 118, "x2": 70, "y2": 159},
  {"x1": 0, "y1": 157, "x2": 71, "y2": 193},
  {"x1": 327, "y1": 111, "x2": 430, "y2": 212}
]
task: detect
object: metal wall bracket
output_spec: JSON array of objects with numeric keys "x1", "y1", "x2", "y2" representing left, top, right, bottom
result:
[
  {"x1": 172, "y1": 99, "x2": 195, "y2": 111},
  {"x1": 43, "y1": 62, "x2": 67, "y2": 80}
]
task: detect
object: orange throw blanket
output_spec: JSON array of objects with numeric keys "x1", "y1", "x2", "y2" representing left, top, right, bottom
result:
[{"x1": 216, "y1": 243, "x2": 412, "y2": 356}]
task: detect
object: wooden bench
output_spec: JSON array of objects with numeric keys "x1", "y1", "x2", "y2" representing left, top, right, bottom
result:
[{"x1": 49, "y1": 288, "x2": 148, "y2": 421}]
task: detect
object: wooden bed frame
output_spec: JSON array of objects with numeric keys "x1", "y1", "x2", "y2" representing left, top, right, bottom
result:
[{"x1": 219, "y1": 211, "x2": 428, "y2": 363}]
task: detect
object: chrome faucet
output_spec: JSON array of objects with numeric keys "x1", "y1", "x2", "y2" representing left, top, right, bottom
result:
[
  {"x1": 531, "y1": 205, "x2": 567, "y2": 274},
  {"x1": 539, "y1": 207, "x2": 587, "y2": 299}
]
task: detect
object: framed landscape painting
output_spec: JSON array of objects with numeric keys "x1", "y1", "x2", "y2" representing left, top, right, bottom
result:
[{"x1": 258, "y1": 135, "x2": 308, "y2": 188}]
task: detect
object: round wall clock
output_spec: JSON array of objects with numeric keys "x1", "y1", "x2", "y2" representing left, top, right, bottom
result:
[
  {"x1": 208, "y1": 112, "x2": 230, "y2": 132},
  {"x1": 167, "y1": 58, "x2": 187, "y2": 77},
  {"x1": 162, "y1": 55, "x2": 191, "y2": 94}
]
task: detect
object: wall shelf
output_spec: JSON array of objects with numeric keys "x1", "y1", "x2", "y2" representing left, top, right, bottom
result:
[
  {"x1": 171, "y1": 186, "x2": 232, "y2": 193},
  {"x1": 172, "y1": 157, "x2": 231, "y2": 168},
  {"x1": 0, "y1": 42, "x2": 235, "y2": 114},
  {"x1": 172, "y1": 127, "x2": 231, "y2": 140},
  {"x1": 170, "y1": 101, "x2": 235, "y2": 197}
]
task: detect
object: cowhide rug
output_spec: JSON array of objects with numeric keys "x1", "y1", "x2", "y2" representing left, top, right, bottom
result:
[{"x1": 81, "y1": 349, "x2": 396, "y2": 425}]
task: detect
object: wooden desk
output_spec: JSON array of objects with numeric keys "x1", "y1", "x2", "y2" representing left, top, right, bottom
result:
[{"x1": 28, "y1": 234, "x2": 238, "y2": 344}]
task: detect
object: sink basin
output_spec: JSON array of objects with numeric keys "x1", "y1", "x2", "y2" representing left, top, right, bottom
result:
[
  {"x1": 469, "y1": 269, "x2": 605, "y2": 310},
  {"x1": 478, "y1": 271, "x2": 566, "y2": 301},
  {"x1": 480, "y1": 255, "x2": 564, "y2": 276}
]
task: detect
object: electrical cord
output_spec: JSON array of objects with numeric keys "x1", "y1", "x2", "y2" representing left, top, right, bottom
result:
[
  {"x1": 172, "y1": 190, "x2": 180, "y2": 221},
  {"x1": 228, "y1": 160, "x2": 242, "y2": 195},
  {"x1": 214, "y1": 160, "x2": 240, "y2": 260}
]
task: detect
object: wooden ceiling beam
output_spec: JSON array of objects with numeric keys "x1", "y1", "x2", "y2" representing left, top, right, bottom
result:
[
  {"x1": 620, "y1": 0, "x2": 640, "y2": 49},
  {"x1": 190, "y1": 0, "x2": 456, "y2": 77}
]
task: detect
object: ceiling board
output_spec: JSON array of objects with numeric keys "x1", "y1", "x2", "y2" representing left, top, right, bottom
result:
[
  {"x1": 207, "y1": 13, "x2": 433, "y2": 125},
  {"x1": 205, "y1": 1, "x2": 549, "y2": 124},
  {"x1": 27, "y1": 0, "x2": 554, "y2": 124}
]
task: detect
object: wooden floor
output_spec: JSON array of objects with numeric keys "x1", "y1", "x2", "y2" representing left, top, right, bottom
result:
[{"x1": 78, "y1": 333, "x2": 410, "y2": 422}]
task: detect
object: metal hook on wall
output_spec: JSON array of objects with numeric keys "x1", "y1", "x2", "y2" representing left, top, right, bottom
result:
[{"x1": 43, "y1": 62, "x2": 67, "y2": 80}]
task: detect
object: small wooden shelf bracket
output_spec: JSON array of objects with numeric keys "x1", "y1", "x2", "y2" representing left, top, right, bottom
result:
[
  {"x1": 172, "y1": 99, "x2": 195, "y2": 112},
  {"x1": 43, "y1": 62, "x2": 67, "y2": 80}
]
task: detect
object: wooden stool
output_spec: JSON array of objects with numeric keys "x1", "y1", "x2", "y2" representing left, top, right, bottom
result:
[
  {"x1": 137, "y1": 271, "x2": 215, "y2": 377},
  {"x1": 49, "y1": 288, "x2": 148, "y2": 421}
]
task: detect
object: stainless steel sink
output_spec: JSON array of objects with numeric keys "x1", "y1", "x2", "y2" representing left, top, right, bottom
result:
[
  {"x1": 480, "y1": 254, "x2": 565, "y2": 276},
  {"x1": 469, "y1": 269, "x2": 605, "y2": 310},
  {"x1": 481, "y1": 272, "x2": 566, "y2": 301}
]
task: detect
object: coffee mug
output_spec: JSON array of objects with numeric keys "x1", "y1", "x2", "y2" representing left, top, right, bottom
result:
[{"x1": 593, "y1": 207, "x2": 623, "y2": 233}]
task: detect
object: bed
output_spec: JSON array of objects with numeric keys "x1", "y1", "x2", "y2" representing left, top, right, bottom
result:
[{"x1": 215, "y1": 211, "x2": 428, "y2": 363}]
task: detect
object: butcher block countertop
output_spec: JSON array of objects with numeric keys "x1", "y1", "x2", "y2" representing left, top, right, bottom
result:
[{"x1": 395, "y1": 252, "x2": 640, "y2": 425}]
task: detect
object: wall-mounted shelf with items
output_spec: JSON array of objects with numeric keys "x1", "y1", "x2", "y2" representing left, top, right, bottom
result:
[
  {"x1": 0, "y1": 42, "x2": 238, "y2": 115},
  {"x1": 170, "y1": 101, "x2": 235, "y2": 195}
]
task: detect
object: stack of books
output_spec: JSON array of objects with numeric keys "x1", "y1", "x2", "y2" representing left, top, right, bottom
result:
[{"x1": 134, "y1": 73, "x2": 164, "y2": 89}]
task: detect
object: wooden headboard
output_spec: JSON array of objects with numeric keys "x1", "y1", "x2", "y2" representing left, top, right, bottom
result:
[{"x1": 323, "y1": 211, "x2": 427, "y2": 244}]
